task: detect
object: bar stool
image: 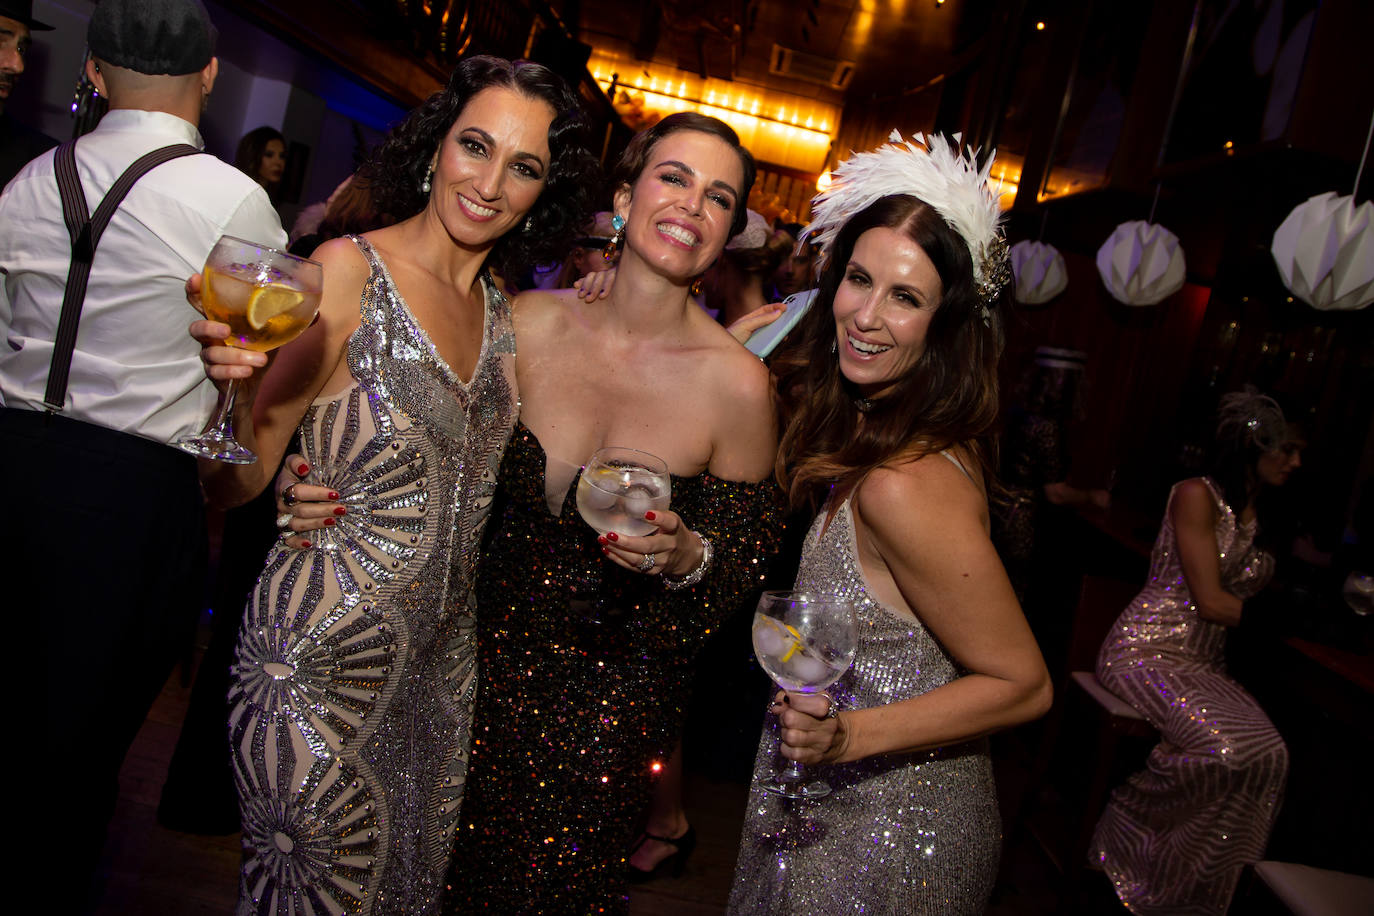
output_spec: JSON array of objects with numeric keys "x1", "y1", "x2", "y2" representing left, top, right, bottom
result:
[
  {"x1": 1010, "y1": 574, "x2": 1156, "y2": 910},
  {"x1": 1246, "y1": 861, "x2": 1374, "y2": 916}
]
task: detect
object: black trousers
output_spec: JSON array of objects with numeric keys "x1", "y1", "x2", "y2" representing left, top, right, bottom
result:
[{"x1": 2, "y1": 407, "x2": 206, "y2": 904}]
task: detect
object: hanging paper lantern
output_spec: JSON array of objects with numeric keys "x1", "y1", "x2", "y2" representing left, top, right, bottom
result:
[
  {"x1": 1095, "y1": 220, "x2": 1185, "y2": 306},
  {"x1": 1010, "y1": 240, "x2": 1068, "y2": 304},
  {"x1": 1270, "y1": 192, "x2": 1373, "y2": 311}
]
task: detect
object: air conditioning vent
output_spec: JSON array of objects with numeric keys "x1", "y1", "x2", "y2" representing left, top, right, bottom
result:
[{"x1": 769, "y1": 44, "x2": 855, "y2": 90}]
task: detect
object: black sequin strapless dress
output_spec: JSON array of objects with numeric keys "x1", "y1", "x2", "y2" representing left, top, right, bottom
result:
[{"x1": 442, "y1": 423, "x2": 781, "y2": 914}]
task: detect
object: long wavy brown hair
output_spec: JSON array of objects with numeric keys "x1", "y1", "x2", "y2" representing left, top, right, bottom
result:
[{"x1": 773, "y1": 195, "x2": 1007, "y2": 513}]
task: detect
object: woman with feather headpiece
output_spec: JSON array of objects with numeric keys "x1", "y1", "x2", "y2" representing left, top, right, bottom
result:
[
  {"x1": 1091, "y1": 387, "x2": 1297, "y2": 914},
  {"x1": 727, "y1": 133, "x2": 1052, "y2": 915}
]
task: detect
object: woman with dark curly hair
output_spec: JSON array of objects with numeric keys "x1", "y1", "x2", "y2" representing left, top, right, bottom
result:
[{"x1": 192, "y1": 56, "x2": 598, "y2": 915}]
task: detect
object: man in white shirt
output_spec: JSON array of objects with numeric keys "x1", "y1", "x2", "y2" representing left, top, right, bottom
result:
[{"x1": 0, "y1": 0, "x2": 284, "y2": 896}]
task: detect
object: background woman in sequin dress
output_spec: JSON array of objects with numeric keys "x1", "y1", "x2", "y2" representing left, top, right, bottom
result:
[
  {"x1": 1090, "y1": 388, "x2": 1298, "y2": 915},
  {"x1": 728, "y1": 136, "x2": 1052, "y2": 916},
  {"x1": 192, "y1": 57, "x2": 597, "y2": 915}
]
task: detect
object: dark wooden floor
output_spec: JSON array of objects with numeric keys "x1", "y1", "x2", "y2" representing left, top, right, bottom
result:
[{"x1": 88, "y1": 635, "x2": 1121, "y2": 915}]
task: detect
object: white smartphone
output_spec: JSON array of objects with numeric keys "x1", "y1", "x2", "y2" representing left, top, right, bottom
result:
[{"x1": 743, "y1": 288, "x2": 818, "y2": 358}]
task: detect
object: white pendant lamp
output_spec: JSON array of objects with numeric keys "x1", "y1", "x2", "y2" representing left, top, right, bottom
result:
[
  {"x1": 1096, "y1": 219, "x2": 1186, "y2": 306},
  {"x1": 1270, "y1": 192, "x2": 1373, "y2": 311},
  {"x1": 1270, "y1": 114, "x2": 1374, "y2": 311},
  {"x1": 1010, "y1": 240, "x2": 1068, "y2": 304}
]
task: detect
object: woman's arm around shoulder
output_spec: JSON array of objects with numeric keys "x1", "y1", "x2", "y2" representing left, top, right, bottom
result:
[
  {"x1": 198, "y1": 236, "x2": 369, "y2": 507},
  {"x1": 1171, "y1": 477, "x2": 1243, "y2": 625},
  {"x1": 788, "y1": 456, "x2": 1051, "y2": 765}
]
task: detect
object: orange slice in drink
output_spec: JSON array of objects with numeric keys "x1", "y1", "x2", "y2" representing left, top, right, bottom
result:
[{"x1": 246, "y1": 283, "x2": 305, "y2": 330}]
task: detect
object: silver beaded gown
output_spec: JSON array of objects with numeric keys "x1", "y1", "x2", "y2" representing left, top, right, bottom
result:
[
  {"x1": 227, "y1": 236, "x2": 517, "y2": 915},
  {"x1": 1091, "y1": 478, "x2": 1287, "y2": 915},
  {"x1": 728, "y1": 497, "x2": 1001, "y2": 916}
]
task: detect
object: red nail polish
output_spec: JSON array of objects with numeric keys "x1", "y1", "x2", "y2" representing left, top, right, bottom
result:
[
  {"x1": 607, "y1": 532, "x2": 618, "y2": 541},
  {"x1": 333, "y1": 506, "x2": 346, "y2": 516},
  {"x1": 327, "y1": 491, "x2": 340, "y2": 501},
  {"x1": 296, "y1": 463, "x2": 309, "y2": 476},
  {"x1": 300, "y1": 539, "x2": 312, "y2": 548},
  {"x1": 644, "y1": 511, "x2": 656, "y2": 521},
  {"x1": 324, "y1": 517, "x2": 335, "y2": 527},
  {"x1": 597, "y1": 536, "x2": 608, "y2": 545}
]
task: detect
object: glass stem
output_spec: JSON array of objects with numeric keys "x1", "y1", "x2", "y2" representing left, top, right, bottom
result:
[{"x1": 207, "y1": 377, "x2": 241, "y2": 438}]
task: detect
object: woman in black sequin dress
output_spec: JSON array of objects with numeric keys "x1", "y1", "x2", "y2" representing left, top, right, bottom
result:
[{"x1": 439, "y1": 113, "x2": 782, "y2": 914}]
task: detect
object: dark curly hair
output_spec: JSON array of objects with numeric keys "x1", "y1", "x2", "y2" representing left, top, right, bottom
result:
[
  {"x1": 610, "y1": 111, "x2": 756, "y2": 238},
  {"x1": 357, "y1": 56, "x2": 598, "y2": 280},
  {"x1": 773, "y1": 194, "x2": 1007, "y2": 512}
]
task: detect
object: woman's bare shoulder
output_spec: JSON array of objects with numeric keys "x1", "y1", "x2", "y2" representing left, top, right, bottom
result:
[
  {"x1": 855, "y1": 453, "x2": 986, "y2": 538},
  {"x1": 693, "y1": 317, "x2": 770, "y2": 395},
  {"x1": 309, "y1": 235, "x2": 368, "y2": 274},
  {"x1": 511, "y1": 287, "x2": 582, "y2": 337},
  {"x1": 1171, "y1": 477, "x2": 1219, "y2": 522},
  {"x1": 306, "y1": 237, "x2": 371, "y2": 321}
]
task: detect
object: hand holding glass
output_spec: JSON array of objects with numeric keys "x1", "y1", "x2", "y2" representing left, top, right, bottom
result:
[
  {"x1": 751, "y1": 590, "x2": 857, "y2": 799},
  {"x1": 177, "y1": 235, "x2": 323, "y2": 464},
  {"x1": 575, "y1": 447, "x2": 671, "y2": 536}
]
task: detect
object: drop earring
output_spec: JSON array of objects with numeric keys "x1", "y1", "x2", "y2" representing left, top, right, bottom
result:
[
  {"x1": 420, "y1": 164, "x2": 434, "y2": 195},
  {"x1": 524, "y1": 215, "x2": 535, "y2": 232},
  {"x1": 689, "y1": 276, "x2": 704, "y2": 297},
  {"x1": 603, "y1": 213, "x2": 626, "y2": 262}
]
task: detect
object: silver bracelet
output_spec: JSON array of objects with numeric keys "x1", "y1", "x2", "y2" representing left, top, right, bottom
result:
[{"x1": 662, "y1": 532, "x2": 712, "y2": 590}]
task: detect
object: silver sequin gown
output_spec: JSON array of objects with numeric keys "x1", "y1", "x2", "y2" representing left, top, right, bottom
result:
[
  {"x1": 227, "y1": 236, "x2": 517, "y2": 915},
  {"x1": 729, "y1": 499, "x2": 1001, "y2": 916},
  {"x1": 1092, "y1": 478, "x2": 1287, "y2": 915}
]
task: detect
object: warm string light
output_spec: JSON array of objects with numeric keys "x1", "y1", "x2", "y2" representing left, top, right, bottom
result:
[
  {"x1": 596, "y1": 78, "x2": 834, "y2": 141},
  {"x1": 591, "y1": 54, "x2": 837, "y2": 172}
]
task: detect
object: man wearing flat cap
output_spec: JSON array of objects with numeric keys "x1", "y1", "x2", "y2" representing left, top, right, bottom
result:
[
  {"x1": 0, "y1": 0, "x2": 57, "y2": 189},
  {"x1": 0, "y1": 0, "x2": 285, "y2": 894}
]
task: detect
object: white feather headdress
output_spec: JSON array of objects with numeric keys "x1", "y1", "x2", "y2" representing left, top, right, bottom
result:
[
  {"x1": 1216, "y1": 386, "x2": 1288, "y2": 452},
  {"x1": 802, "y1": 131, "x2": 1011, "y2": 305}
]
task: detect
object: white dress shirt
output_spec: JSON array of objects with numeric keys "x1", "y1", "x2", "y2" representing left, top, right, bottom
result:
[{"x1": 0, "y1": 109, "x2": 286, "y2": 445}]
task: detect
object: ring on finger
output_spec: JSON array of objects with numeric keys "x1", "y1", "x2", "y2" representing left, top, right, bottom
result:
[
  {"x1": 637, "y1": 552, "x2": 657, "y2": 573},
  {"x1": 281, "y1": 484, "x2": 300, "y2": 507},
  {"x1": 821, "y1": 692, "x2": 840, "y2": 719},
  {"x1": 275, "y1": 512, "x2": 293, "y2": 530}
]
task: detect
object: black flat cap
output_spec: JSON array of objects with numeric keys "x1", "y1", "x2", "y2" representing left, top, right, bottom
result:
[
  {"x1": 0, "y1": 1, "x2": 54, "y2": 31},
  {"x1": 87, "y1": 0, "x2": 217, "y2": 76}
]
